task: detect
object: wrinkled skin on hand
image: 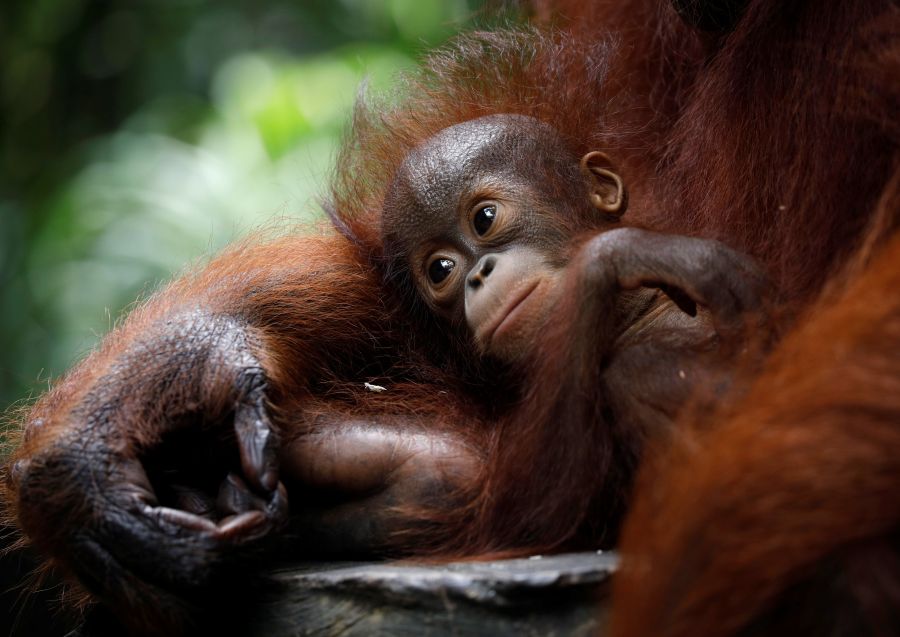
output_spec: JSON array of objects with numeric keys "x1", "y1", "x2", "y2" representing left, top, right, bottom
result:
[{"x1": 9, "y1": 313, "x2": 289, "y2": 630}]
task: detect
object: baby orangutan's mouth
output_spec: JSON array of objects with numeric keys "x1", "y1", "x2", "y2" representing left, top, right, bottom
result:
[{"x1": 481, "y1": 279, "x2": 541, "y2": 347}]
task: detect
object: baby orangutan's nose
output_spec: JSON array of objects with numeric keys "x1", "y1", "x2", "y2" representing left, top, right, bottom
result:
[{"x1": 467, "y1": 254, "x2": 498, "y2": 290}]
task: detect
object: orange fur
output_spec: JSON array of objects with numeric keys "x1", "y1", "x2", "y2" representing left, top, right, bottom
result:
[
  {"x1": 612, "y1": 228, "x2": 900, "y2": 636},
  {"x1": 2, "y1": 0, "x2": 898, "y2": 634}
]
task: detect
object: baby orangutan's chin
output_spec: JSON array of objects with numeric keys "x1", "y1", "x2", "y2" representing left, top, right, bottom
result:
[{"x1": 475, "y1": 277, "x2": 562, "y2": 365}]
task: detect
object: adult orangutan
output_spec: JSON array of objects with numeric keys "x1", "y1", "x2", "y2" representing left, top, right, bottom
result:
[{"x1": 3, "y1": 1, "x2": 899, "y2": 636}]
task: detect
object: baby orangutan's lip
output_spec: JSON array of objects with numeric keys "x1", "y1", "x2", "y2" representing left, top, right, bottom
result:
[{"x1": 481, "y1": 279, "x2": 541, "y2": 347}]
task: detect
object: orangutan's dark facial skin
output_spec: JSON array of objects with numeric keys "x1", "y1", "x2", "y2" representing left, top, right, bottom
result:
[{"x1": 383, "y1": 114, "x2": 631, "y2": 362}]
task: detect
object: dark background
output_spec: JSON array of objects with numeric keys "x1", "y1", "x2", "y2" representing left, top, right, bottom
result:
[{"x1": 0, "y1": 1, "x2": 486, "y2": 634}]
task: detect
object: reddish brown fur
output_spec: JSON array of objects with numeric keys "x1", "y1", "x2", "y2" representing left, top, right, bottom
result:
[
  {"x1": 0, "y1": 234, "x2": 379, "y2": 574},
  {"x1": 0, "y1": 230, "x2": 490, "y2": 623},
  {"x1": 2, "y1": 0, "x2": 899, "y2": 634},
  {"x1": 612, "y1": 231, "x2": 900, "y2": 637},
  {"x1": 331, "y1": 0, "x2": 900, "y2": 629}
]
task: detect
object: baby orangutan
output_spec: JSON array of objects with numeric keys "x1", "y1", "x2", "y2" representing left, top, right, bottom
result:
[{"x1": 380, "y1": 114, "x2": 770, "y2": 551}]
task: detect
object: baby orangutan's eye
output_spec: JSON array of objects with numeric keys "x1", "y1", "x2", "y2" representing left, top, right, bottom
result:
[
  {"x1": 472, "y1": 203, "x2": 497, "y2": 236},
  {"x1": 428, "y1": 257, "x2": 456, "y2": 285}
]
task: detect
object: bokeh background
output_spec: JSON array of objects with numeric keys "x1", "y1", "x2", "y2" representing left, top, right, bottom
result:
[
  {"x1": 0, "y1": 1, "x2": 488, "y2": 634},
  {"x1": 0, "y1": 0, "x2": 490, "y2": 416}
]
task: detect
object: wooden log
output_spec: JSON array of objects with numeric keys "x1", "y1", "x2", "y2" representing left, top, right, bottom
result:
[{"x1": 243, "y1": 551, "x2": 617, "y2": 636}]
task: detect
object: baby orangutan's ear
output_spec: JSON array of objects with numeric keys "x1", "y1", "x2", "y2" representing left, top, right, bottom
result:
[{"x1": 580, "y1": 151, "x2": 627, "y2": 216}]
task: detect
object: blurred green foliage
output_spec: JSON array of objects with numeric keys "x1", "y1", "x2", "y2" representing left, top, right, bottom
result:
[{"x1": 0, "y1": 0, "x2": 488, "y2": 415}]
